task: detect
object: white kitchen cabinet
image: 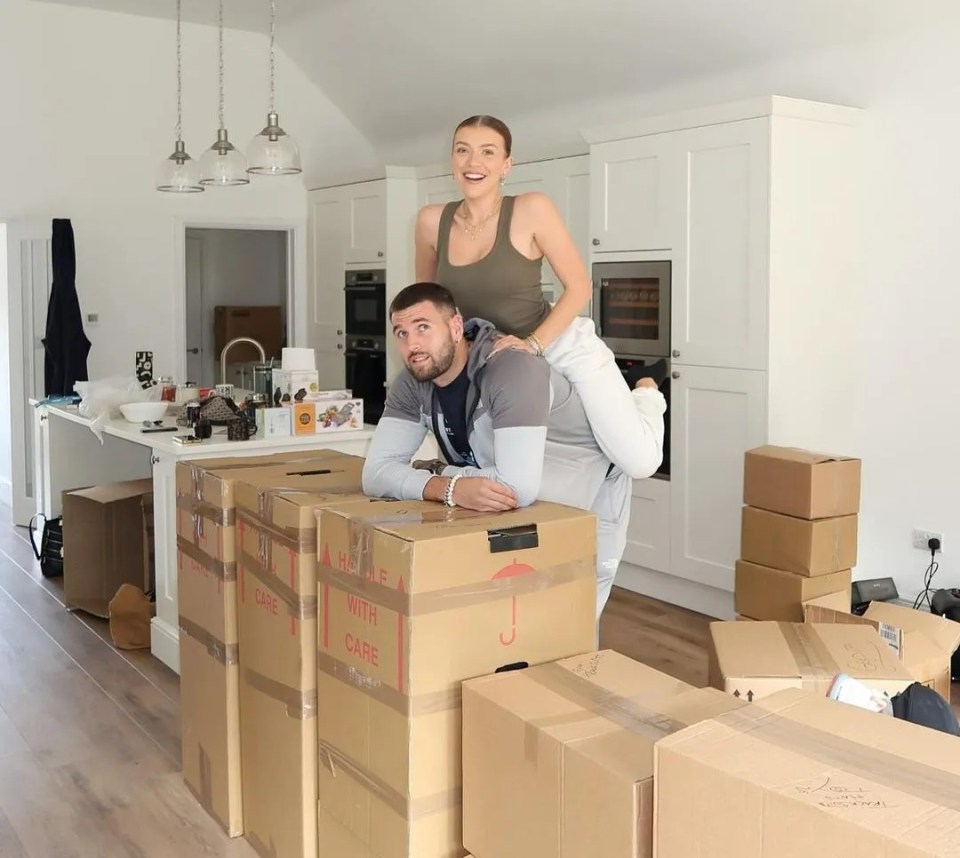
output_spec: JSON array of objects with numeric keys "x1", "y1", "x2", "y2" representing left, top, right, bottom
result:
[
  {"x1": 588, "y1": 97, "x2": 863, "y2": 616},
  {"x1": 343, "y1": 180, "x2": 387, "y2": 265},
  {"x1": 307, "y1": 190, "x2": 347, "y2": 389},
  {"x1": 668, "y1": 365, "x2": 767, "y2": 591},
  {"x1": 589, "y1": 134, "x2": 680, "y2": 253},
  {"x1": 671, "y1": 119, "x2": 770, "y2": 371}
]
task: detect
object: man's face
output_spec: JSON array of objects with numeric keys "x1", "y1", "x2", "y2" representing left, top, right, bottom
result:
[{"x1": 391, "y1": 300, "x2": 461, "y2": 382}]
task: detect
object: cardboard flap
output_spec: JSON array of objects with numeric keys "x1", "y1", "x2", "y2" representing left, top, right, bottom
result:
[
  {"x1": 71, "y1": 478, "x2": 153, "y2": 504},
  {"x1": 864, "y1": 601, "x2": 960, "y2": 655},
  {"x1": 746, "y1": 445, "x2": 855, "y2": 465},
  {"x1": 710, "y1": 622, "x2": 806, "y2": 680}
]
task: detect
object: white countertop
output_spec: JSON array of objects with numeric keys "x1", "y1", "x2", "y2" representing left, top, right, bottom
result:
[{"x1": 38, "y1": 401, "x2": 377, "y2": 457}]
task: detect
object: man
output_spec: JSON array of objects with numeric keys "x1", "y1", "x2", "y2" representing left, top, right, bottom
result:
[{"x1": 361, "y1": 282, "x2": 666, "y2": 619}]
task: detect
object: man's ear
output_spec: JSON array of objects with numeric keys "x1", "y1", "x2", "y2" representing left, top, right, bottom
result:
[{"x1": 450, "y1": 312, "x2": 464, "y2": 342}]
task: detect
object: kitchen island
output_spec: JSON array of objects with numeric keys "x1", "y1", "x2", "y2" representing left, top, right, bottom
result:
[{"x1": 32, "y1": 402, "x2": 430, "y2": 673}]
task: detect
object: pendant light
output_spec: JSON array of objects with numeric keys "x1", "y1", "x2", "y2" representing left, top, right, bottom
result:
[
  {"x1": 157, "y1": 0, "x2": 203, "y2": 193},
  {"x1": 198, "y1": 0, "x2": 249, "y2": 186},
  {"x1": 247, "y1": 0, "x2": 302, "y2": 175}
]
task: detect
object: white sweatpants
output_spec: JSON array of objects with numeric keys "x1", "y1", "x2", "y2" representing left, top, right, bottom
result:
[
  {"x1": 544, "y1": 316, "x2": 666, "y2": 480},
  {"x1": 593, "y1": 467, "x2": 632, "y2": 621}
]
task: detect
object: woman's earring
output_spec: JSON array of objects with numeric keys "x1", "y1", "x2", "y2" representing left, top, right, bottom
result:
[{"x1": 500, "y1": 174, "x2": 506, "y2": 187}]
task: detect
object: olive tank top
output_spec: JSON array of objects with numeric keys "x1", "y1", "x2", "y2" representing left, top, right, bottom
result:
[{"x1": 435, "y1": 195, "x2": 550, "y2": 338}]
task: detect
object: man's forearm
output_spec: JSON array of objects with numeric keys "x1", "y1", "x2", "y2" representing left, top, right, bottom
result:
[
  {"x1": 444, "y1": 426, "x2": 547, "y2": 506},
  {"x1": 361, "y1": 417, "x2": 432, "y2": 500}
]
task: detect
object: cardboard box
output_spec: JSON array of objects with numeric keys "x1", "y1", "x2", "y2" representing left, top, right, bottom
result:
[
  {"x1": 462, "y1": 650, "x2": 746, "y2": 858},
  {"x1": 803, "y1": 599, "x2": 960, "y2": 699},
  {"x1": 272, "y1": 368, "x2": 321, "y2": 402},
  {"x1": 315, "y1": 499, "x2": 599, "y2": 858},
  {"x1": 62, "y1": 478, "x2": 154, "y2": 617},
  {"x1": 655, "y1": 687, "x2": 960, "y2": 858},
  {"x1": 236, "y1": 477, "x2": 370, "y2": 858},
  {"x1": 740, "y1": 505, "x2": 858, "y2": 576},
  {"x1": 314, "y1": 397, "x2": 364, "y2": 432},
  {"x1": 708, "y1": 620, "x2": 915, "y2": 701},
  {"x1": 734, "y1": 559, "x2": 851, "y2": 622},
  {"x1": 175, "y1": 451, "x2": 363, "y2": 837},
  {"x1": 743, "y1": 445, "x2": 861, "y2": 519}
]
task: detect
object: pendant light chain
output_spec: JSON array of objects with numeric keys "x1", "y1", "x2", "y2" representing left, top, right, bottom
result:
[
  {"x1": 217, "y1": 0, "x2": 225, "y2": 131},
  {"x1": 269, "y1": 0, "x2": 276, "y2": 114},
  {"x1": 175, "y1": 0, "x2": 183, "y2": 142}
]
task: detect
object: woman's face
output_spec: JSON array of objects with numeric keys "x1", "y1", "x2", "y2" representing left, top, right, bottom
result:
[{"x1": 451, "y1": 125, "x2": 511, "y2": 198}]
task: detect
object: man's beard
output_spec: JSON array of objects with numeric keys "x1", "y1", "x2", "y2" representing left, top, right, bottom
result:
[{"x1": 407, "y1": 338, "x2": 455, "y2": 382}]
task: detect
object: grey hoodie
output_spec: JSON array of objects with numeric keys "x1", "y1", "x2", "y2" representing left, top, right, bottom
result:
[{"x1": 362, "y1": 319, "x2": 612, "y2": 509}]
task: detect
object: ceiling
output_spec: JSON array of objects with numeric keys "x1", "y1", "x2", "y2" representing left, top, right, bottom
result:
[{"x1": 32, "y1": 0, "x2": 960, "y2": 163}]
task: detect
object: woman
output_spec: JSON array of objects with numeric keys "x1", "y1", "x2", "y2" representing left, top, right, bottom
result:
[{"x1": 414, "y1": 114, "x2": 666, "y2": 480}]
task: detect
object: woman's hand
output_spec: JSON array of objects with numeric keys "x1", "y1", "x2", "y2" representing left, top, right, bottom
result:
[{"x1": 489, "y1": 335, "x2": 535, "y2": 356}]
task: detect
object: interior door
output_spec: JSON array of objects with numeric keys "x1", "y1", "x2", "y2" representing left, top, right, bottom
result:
[
  {"x1": 4, "y1": 219, "x2": 53, "y2": 526},
  {"x1": 185, "y1": 235, "x2": 204, "y2": 383}
]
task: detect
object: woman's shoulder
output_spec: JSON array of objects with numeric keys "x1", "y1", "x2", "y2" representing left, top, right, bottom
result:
[
  {"x1": 511, "y1": 191, "x2": 560, "y2": 220},
  {"x1": 415, "y1": 202, "x2": 450, "y2": 245}
]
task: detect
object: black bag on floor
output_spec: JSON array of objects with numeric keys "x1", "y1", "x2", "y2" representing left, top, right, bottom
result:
[
  {"x1": 890, "y1": 682, "x2": 960, "y2": 736},
  {"x1": 28, "y1": 513, "x2": 64, "y2": 578}
]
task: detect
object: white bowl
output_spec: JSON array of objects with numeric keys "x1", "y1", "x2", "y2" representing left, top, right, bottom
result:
[{"x1": 119, "y1": 401, "x2": 169, "y2": 423}]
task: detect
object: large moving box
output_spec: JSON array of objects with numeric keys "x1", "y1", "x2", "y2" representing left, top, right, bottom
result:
[
  {"x1": 62, "y1": 478, "x2": 154, "y2": 617},
  {"x1": 655, "y1": 688, "x2": 960, "y2": 857},
  {"x1": 235, "y1": 475, "x2": 368, "y2": 858},
  {"x1": 740, "y1": 506, "x2": 858, "y2": 576},
  {"x1": 314, "y1": 500, "x2": 599, "y2": 858},
  {"x1": 734, "y1": 560, "x2": 851, "y2": 622},
  {"x1": 803, "y1": 599, "x2": 960, "y2": 700},
  {"x1": 462, "y1": 650, "x2": 746, "y2": 858},
  {"x1": 708, "y1": 620, "x2": 914, "y2": 701},
  {"x1": 175, "y1": 451, "x2": 363, "y2": 839}
]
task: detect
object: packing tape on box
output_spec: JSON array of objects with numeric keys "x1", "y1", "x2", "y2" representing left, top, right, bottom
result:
[
  {"x1": 316, "y1": 650, "x2": 462, "y2": 717},
  {"x1": 178, "y1": 615, "x2": 239, "y2": 666},
  {"x1": 176, "y1": 492, "x2": 236, "y2": 528},
  {"x1": 239, "y1": 548, "x2": 318, "y2": 621},
  {"x1": 316, "y1": 557, "x2": 592, "y2": 617},
  {"x1": 176, "y1": 535, "x2": 237, "y2": 583},
  {"x1": 778, "y1": 622, "x2": 840, "y2": 688},
  {"x1": 318, "y1": 739, "x2": 461, "y2": 821},
  {"x1": 519, "y1": 659, "x2": 694, "y2": 765},
  {"x1": 706, "y1": 703, "x2": 960, "y2": 812},
  {"x1": 236, "y1": 505, "x2": 317, "y2": 555},
  {"x1": 243, "y1": 666, "x2": 318, "y2": 720}
]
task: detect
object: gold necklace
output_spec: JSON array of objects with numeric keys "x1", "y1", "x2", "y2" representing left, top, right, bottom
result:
[{"x1": 458, "y1": 196, "x2": 503, "y2": 240}]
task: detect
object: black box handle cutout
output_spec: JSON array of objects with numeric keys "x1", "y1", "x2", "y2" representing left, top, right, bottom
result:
[
  {"x1": 495, "y1": 661, "x2": 529, "y2": 674},
  {"x1": 487, "y1": 524, "x2": 539, "y2": 553}
]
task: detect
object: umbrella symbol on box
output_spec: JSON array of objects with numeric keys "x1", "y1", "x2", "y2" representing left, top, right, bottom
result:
[{"x1": 492, "y1": 559, "x2": 535, "y2": 646}]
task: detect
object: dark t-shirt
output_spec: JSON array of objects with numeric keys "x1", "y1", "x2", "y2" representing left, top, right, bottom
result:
[{"x1": 434, "y1": 365, "x2": 476, "y2": 466}]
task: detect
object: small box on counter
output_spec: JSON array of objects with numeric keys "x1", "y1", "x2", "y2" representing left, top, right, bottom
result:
[
  {"x1": 743, "y1": 445, "x2": 861, "y2": 519},
  {"x1": 314, "y1": 397, "x2": 363, "y2": 432},
  {"x1": 734, "y1": 559, "x2": 851, "y2": 623},
  {"x1": 740, "y1": 505, "x2": 858, "y2": 576},
  {"x1": 256, "y1": 407, "x2": 292, "y2": 438},
  {"x1": 271, "y1": 368, "x2": 321, "y2": 403}
]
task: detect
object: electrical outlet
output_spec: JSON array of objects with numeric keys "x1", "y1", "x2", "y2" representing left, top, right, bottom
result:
[{"x1": 912, "y1": 529, "x2": 943, "y2": 552}]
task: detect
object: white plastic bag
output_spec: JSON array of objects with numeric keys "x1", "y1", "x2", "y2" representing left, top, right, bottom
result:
[{"x1": 75, "y1": 376, "x2": 158, "y2": 442}]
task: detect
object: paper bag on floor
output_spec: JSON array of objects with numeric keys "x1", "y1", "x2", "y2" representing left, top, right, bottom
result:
[{"x1": 108, "y1": 584, "x2": 154, "y2": 650}]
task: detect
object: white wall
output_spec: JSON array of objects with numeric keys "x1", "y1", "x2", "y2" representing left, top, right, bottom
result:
[
  {"x1": 0, "y1": 225, "x2": 10, "y2": 505},
  {"x1": 0, "y1": 0, "x2": 378, "y2": 387},
  {"x1": 186, "y1": 227, "x2": 286, "y2": 383}
]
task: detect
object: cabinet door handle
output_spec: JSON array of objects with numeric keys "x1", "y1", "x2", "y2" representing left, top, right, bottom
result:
[
  {"x1": 592, "y1": 238, "x2": 600, "y2": 246},
  {"x1": 337, "y1": 344, "x2": 343, "y2": 350},
  {"x1": 336, "y1": 329, "x2": 343, "y2": 335},
  {"x1": 671, "y1": 371, "x2": 680, "y2": 380},
  {"x1": 150, "y1": 454, "x2": 161, "y2": 465},
  {"x1": 672, "y1": 349, "x2": 680, "y2": 358},
  {"x1": 377, "y1": 251, "x2": 384, "y2": 258}
]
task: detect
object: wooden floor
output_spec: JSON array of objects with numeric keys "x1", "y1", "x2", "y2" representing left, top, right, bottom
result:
[{"x1": 0, "y1": 509, "x2": 955, "y2": 856}]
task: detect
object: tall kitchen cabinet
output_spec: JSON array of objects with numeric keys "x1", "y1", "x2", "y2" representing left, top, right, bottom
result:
[
  {"x1": 585, "y1": 97, "x2": 864, "y2": 618},
  {"x1": 307, "y1": 169, "x2": 418, "y2": 388},
  {"x1": 418, "y1": 154, "x2": 592, "y2": 311}
]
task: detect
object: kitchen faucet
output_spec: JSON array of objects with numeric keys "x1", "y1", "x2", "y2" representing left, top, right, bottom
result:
[{"x1": 220, "y1": 337, "x2": 266, "y2": 385}]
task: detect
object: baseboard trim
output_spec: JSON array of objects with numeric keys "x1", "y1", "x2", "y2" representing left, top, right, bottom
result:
[
  {"x1": 616, "y1": 562, "x2": 735, "y2": 619},
  {"x1": 0, "y1": 478, "x2": 12, "y2": 508},
  {"x1": 150, "y1": 617, "x2": 180, "y2": 675}
]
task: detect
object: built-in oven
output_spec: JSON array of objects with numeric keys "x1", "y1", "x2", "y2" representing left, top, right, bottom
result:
[
  {"x1": 344, "y1": 269, "x2": 386, "y2": 338},
  {"x1": 592, "y1": 260, "x2": 671, "y2": 358},
  {"x1": 345, "y1": 335, "x2": 386, "y2": 425}
]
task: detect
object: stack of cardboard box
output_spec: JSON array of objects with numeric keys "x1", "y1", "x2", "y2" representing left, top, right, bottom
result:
[{"x1": 734, "y1": 445, "x2": 861, "y2": 622}]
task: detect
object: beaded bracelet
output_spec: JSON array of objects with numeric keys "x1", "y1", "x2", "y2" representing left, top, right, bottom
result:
[
  {"x1": 444, "y1": 474, "x2": 462, "y2": 507},
  {"x1": 526, "y1": 334, "x2": 545, "y2": 357}
]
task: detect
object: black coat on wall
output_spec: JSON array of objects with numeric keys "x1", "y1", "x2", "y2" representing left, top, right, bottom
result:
[{"x1": 43, "y1": 218, "x2": 91, "y2": 396}]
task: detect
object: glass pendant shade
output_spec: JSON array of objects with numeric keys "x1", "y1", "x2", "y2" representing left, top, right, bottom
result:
[
  {"x1": 198, "y1": 128, "x2": 250, "y2": 186},
  {"x1": 157, "y1": 140, "x2": 203, "y2": 193},
  {"x1": 247, "y1": 112, "x2": 301, "y2": 175}
]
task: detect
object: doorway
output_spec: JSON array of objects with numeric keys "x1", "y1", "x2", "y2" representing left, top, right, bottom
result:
[{"x1": 183, "y1": 227, "x2": 291, "y2": 389}]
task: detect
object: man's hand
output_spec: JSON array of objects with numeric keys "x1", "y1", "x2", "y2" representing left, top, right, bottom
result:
[{"x1": 453, "y1": 477, "x2": 519, "y2": 512}]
